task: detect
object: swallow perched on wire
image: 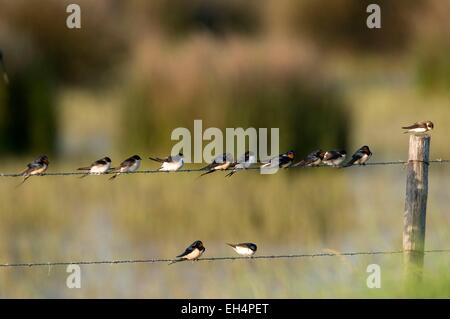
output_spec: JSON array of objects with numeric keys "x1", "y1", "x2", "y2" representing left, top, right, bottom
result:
[
  {"x1": 322, "y1": 150, "x2": 347, "y2": 167},
  {"x1": 402, "y1": 121, "x2": 434, "y2": 135},
  {"x1": 344, "y1": 145, "x2": 372, "y2": 167},
  {"x1": 109, "y1": 155, "x2": 141, "y2": 180},
  {"x1": 199, "y1": 153, "x2": 233, "y2": 177},
  {"x1": 149, "y1": 152, "x2": 184, "y2": 172},
  {"x1": 77, "y1": 156, "x2": 112, "y2": 177},
  {"x1": 17, "y1": 155, "x2": 49, "y2": 186},
  {"x1": 225, "y1": 151, "x2": 257, "y2": 177},
  {"x1": 0, "y1": 49, "x2": 9, "y2": 84},
  {"x1": 292, "y1": 149, "x2": 325, "y2": 167},
  {"x1": 227, "y1": 243, "x2": 257, "y2": 257},
  {"x1": 168, "y1": 240, "x2": 205, "y2": 265},
  {"x1": 260, "y1": 150, "x2": 295, "y2": 169}
]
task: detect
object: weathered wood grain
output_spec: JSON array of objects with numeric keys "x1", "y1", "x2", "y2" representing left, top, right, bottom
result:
[{"x1": 403, "y1": 134, "x2": 430, "y2": 282}]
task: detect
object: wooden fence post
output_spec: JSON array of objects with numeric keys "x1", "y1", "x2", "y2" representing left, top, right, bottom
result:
[{"x1": 403, "y1": 134, "x2": 430, "y2": 282}]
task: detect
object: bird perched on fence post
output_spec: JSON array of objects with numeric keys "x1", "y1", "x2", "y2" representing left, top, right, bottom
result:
[
  {"x1": 149, "y1": 152, "x2": 184, "y2": 172},
  {"x1": 168, "y1": 240, "x2": 205, "y2": 265},
  {"x1": 17, "y1": 155, "x2": 49, "y2": 186},
  {"x1": 343, "y1": 146, "x2": 372, "y2": 167},
  {"x1": 77, "y1": 156, "x2": 112, "y2": 177},
  {"x1": 109, "y1": 155, "x2": 141, "y2": 180},
  {"x1": 402, "y1": 121, "x2": 434, "y2": 135}
]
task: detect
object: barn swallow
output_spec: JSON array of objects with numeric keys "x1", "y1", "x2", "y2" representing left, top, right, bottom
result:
[
  {"x1": 227, "y1": 243, "x2": 257, "y2": 257},
  {"x1": 168, "y1": 240, "x2": 205, "y2": 265},
  {"x1": 109, "y1": 155, "x2": 141, "y2": 180},
  {"x1": 17, "y1": 155, "x2": 49, "y2": 186},
  {"x1": 322, "y1": 150, "x2": 347, "y2": 167},
  {"x1": 0, "y1": 50, "x2": 8, "y2": 84},
  {"x1": 149, "y1": 152, "x2": 184, "y2": 172},
  {"x1": 402, "y1": 121, "x2": 434, "y2": 135},
  {"x1": 293, "y1": 149, "x2": 326, "y2": 167},
  {"x1": 199, "y1": 153, "x2": 233, "y2": 177},
  {"x1": 77, "y1": 156, "x2": 112, "y2": 177},
  {"x1": 344, "y1": 145, "x2": 372, "y2": 167},
  {"x1": 260, "y1": 150, "x2": 295, "y2": 169},
  {"x1": 225, "y1": 151, "x2": 257, "y2": 177}
]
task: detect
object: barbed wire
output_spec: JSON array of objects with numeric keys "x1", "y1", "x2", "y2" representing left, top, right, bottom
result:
[
  {"x1": 1, "y1": 249, "x2": 449, "y2": 268},
  {"x1": 0, "y1": 159, "x2": 449, "y2": 178}
]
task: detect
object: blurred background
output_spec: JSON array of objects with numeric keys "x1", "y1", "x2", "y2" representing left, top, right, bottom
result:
[{"x1": 0, "y1": 0, "x2": 449, "y2": 298}]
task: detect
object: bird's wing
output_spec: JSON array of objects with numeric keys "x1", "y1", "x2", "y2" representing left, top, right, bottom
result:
[
  {"x1": 238, "y1": 243, "x2": 254, "y2": 248},
  {"x1": 214, "y1": 153, "x2": 233, "y2": 163},
  {"x1": 292, "y1": 160, "x2": 306, "y2": 167},
  {"x1": 176, "y1": 246, "x2": 194, "y2": 258},
  {"x1": 120, "y1": 158, "x2": 134, "y2": 168},
  {"x1": 149, "y1": 156, "x2": 167, "y2": 163},
  {"x1": 93, "y1": 159, "x2": 108, "y2": 166},
  {"x1": 343, "y1": 157, "x2": 357, "y2": 167},
  {"x1": 200, "y1": 162, "x2": 215, "y2": 170},
  {"x1": 20, "y1": 167, "x2": 33, "y2": 175},
  {"x1": 355, "y1": 150, "x2": 365, "y2": 158},
  {"x1": 21, "y1": 162, "x2": 43, "y2": 175},
  {"x1": 27, "y1": 161, "x2": 42, "y2": 169},
  {"x1": 402, "y1": 123, "x2": 421, "y2": 129},
  {"x1": 307, "y1": 152, "x2": 321, "y2": 161},
  {"x1": 300, "y1": 154, "x2": 318, "y2": 165},
  {"x1": 279, "y1": 155, "x2": 292, "y2": 165}
]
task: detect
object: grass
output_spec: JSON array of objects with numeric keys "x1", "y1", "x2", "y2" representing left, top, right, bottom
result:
[
  {"x1": 0, "y1": 161, "x2": 449, "y2": 298},
  {"x1": 1, "y1": 0, "x2": 450, "y2": 299},
  {"x1": 1, "y1": 65, "x2": 450, "y2": 298}
]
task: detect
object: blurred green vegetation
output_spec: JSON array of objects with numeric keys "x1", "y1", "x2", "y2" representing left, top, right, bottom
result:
[
  {"x1": 157, "y1": 0, "x2": 262, "y2": 37},
  {"x1": 0, "y1": 61, "x2": 57, "y2": 154},
  {"x1": 416, "y1": 47, "x2": 450, "y2": 92},
  {"x1": 293, "y1": 0, "x2": 425, "y2": 52},
  {"x1": 0, "y1": 0, "x2": 449, "y2": 157},
  {"x1": 0, "y1": 0, "x2": 449, "y2": 298},
  {"x1": 121, "y1": 70, "x2": 350, "y2": 156},
  {"x1": 0, "y1": 167, "x2": 449, "y2": 298}
]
